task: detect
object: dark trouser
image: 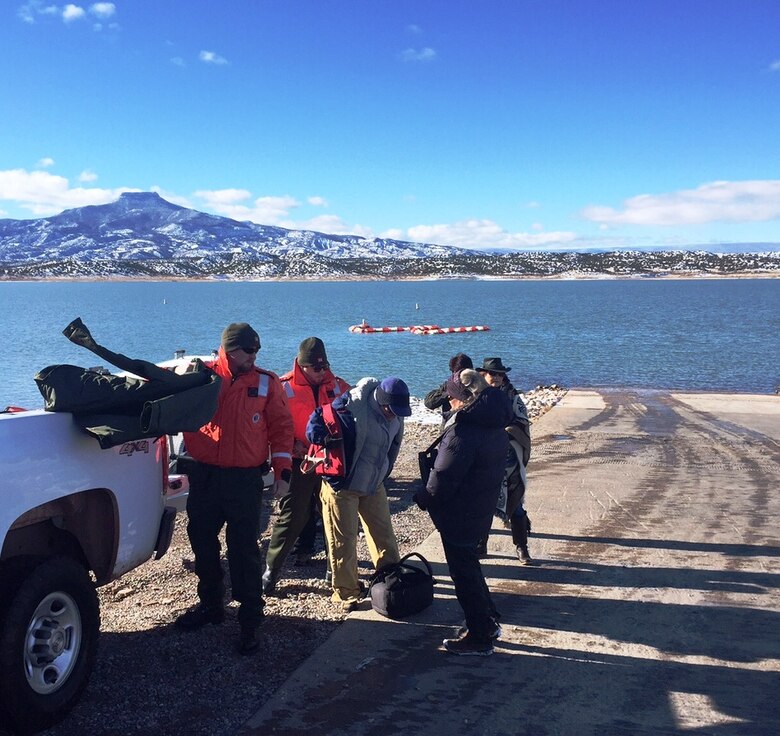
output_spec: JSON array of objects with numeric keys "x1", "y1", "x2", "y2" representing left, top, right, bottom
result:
[
  {"x1": 186, "y1": 462, "x2": 265, "y2": 628},
  {"x1": 265, "y1": 461, "x2": 322, "y2": 572},
  {"x1": 441, "y1": 538, "x2": 499, "y2": 641},
  {"x1": 295, "y1": 492, "x2": 320, "y2": 553},
  {"x1": 511, "y1": 506, "x2": 529, "y2": 548}
]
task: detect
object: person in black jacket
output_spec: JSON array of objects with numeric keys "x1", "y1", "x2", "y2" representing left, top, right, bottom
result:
[
  {"x1": 415, "y1": 369, "x2": 513, "y2": 656},
  {"x1": 423, "y1": 353, "x2": 473, "y2": 428}
]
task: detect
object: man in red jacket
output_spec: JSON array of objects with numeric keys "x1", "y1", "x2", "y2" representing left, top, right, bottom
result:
[
  {"x1": 263, "y1": 337, "x2": 350, "y2": 595},
  {"x1": 175, "y1": 322, "x2": 294, "y2": 655}
]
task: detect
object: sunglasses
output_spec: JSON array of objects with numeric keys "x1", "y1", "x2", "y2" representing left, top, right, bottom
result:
[
  {"x1": 240, "y1": 346, "x2": 260, "y2": 355},
  {"x1": 308, "y1": 363, "x2": 330, "y2": 373},
  {"x1": 482, "y1": 370, "x2": 503, "y2": 377}
]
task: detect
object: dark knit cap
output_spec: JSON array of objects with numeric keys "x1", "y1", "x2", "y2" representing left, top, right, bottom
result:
[
  {"x1": 445, "y1": 371, "x2": 471, "y2": 402},
  {"x1": 375, "y1": 377, "x2": 412, "y2": 417},
  {"x1": 448, "y1": 353, "x2": 473, "y2": 373},
  {"x1": 297, "y1": 337, "x2": 329, "y2": 368},
  {"x1": 221, "y1": 323, "x2": 260, "y2": 353}
]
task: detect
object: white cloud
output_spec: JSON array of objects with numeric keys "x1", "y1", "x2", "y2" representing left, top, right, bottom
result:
[
  {"x1": 406, "y1": 24, "x2": 422, "y2": 34},
  {"x1": 193, "y1": 189, "x2": 373, "y2": 234},
  {"x1": 195, "y1": 190, "x2": 298, "y2": 223},
  {"x1": 78, "y1": 169, "x2": 98, "y2": 182},
  {"x1": 62, "y1": 4, "x2": 86, "y2": 22},
  {"x1": 0, "y1": 168, "x2": 134, "y2": 216},
  {"x1": 288, "y1": 214, "x2": 372, "y2": 237},
  {"x1": 199, "y1": 50, "x2": 228, "y2": 65},
  {"x1": 769, "y1": 60, "x2": 780, "y2": 72},
  {"x1": 380, "y1": 228, "x2": 405, "y2": 240},
  {"x1": 526, "y1": 200, "x2": 541, "y2": 209},
  {"x1": 401, "y1": 47, "x2": 437, "y2": 62},
  {"x1": 17, "y1": 2, "x2": 58, "y2": 23},
  {"x1": 89, "y1": 2, "x2": 114, "y2": 18},
  {"x1": 149, "y1": 186, "x2": 191, "y2": 209},
  {"x1": 406, "y1": 219, "x2": 577, "y2": 250},
  {"x1": 581, "y1": 180, "x2": 780, "y2": 226},
  {"x1": 171, "y1": 56, "x2": 185, "y2": 68},
  {"x1": 194, "y1": 188, "x2": 251, "y2": 205},
  {"x1": 37, "y1": 157, "x2": 55, "y2": 168}
]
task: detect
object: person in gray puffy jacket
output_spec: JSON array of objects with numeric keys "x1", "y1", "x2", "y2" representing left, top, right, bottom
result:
[{"x1": 315, "y1": 376, "x2": 410, "y2": 611}]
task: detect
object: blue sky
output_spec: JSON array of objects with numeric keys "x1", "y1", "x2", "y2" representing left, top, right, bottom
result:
[{"x1": 1, "y1": 0, "x2": 780, "y2": 251}]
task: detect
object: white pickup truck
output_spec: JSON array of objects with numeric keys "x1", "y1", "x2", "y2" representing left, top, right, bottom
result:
[{"x1": 0, "y1": 407, "x2": 186, "y2": 734}]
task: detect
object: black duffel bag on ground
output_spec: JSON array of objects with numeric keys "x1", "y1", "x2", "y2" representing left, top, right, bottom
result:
[{"x1": 368, "y1": 552, "x2": 435, "y2": 620}]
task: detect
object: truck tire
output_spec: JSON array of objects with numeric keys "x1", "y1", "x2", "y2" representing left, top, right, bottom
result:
[{"x1": 0, "y1": 557, "x2": 100, "y2": 734}]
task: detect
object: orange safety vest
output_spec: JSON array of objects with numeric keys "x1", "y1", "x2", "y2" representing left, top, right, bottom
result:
[
  {"x1": 184, "y1": 347, "x2": 294, "y2": 473},
  {"x1": 280, "y1": 360, "x2": 350, "y2": 455}
]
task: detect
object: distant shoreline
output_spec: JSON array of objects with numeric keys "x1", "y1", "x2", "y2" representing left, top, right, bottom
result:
[{"x1": 1, "y1": 272, "x2": 779, "y2": 284}]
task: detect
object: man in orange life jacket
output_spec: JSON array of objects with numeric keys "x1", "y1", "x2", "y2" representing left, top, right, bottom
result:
[
  {"x1": 175, "y1": 322, "x2": 294, "y2": 655},
  {"x1": 262, "y1": 337, "x2": 350, "y2": 595}
]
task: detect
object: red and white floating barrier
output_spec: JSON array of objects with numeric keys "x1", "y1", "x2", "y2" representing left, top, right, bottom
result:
[
  {"x1": 348, "y1": 322, "x2": 490, "y2": 335},
  {"x1": 348, "y1": 322, "x2": 408, "y2": 333}
]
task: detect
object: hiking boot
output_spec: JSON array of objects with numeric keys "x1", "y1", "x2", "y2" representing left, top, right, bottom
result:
[
  {"x1": 238, "y1": 626, "x2": 260, "y2": 655},
  {"x1": 516, "y1": 545, "x2": 534, "y2": 565},
  {"x1": 175, "y1": 605, "x2": 224, "y2": 631},
  {"x1": 341, "y1": 599, "x2": 359, "y2": 613},
  {"x1": 456, "y1": 619, "x2": 502, "y2": 640},
  {"x1": 262, "y1": 565, "x2": 280, "y2": 596},
  {"x1": 442, "y1": 632, "x2": 494, "y2": 656}
]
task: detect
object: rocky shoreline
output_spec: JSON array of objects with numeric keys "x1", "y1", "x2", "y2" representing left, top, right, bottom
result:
[{"x1": 37, "y1": 385, "x2": 568, "y2": 736}]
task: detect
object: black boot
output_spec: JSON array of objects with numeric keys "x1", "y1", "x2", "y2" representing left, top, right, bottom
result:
[
  {"x1": 238, "y1": 626, "x2": 260, "y2": 655},
  {"x1": 262, "y1": 565, "x2": 280, "y2": 596},
  {"x1": 175, "y1": 604, "x2": 224, "y2": 631}
]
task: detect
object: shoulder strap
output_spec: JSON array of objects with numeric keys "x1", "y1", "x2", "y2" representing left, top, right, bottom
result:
[
  {"x1": 321, "y1": 402, "x2": 343, "y2": 438},
  {"x1": 423, "y1": 433, "x2": 445, "y2": 454},
  {"x1": 397, "y1": 551, "x2": 433, "y2": 577}
]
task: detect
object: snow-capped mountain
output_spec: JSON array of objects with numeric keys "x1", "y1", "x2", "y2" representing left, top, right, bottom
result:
[{"x1": 0, "y1": 192, "x2": 473, "y2": 262}]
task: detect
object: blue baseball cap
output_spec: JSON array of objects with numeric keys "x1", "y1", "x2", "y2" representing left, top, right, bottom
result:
[{"x1": 375, "y1": 377, "x2": 412, "y2": 417}]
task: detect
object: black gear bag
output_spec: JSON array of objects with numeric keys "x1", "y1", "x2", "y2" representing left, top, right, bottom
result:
[{"x1": 368, "y1": 552, "x2": 435, "y2": 619}]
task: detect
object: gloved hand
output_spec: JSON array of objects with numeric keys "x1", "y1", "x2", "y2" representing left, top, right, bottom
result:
[
  {"x1": 272, "y1": 478, "x2": 290, "y2": 499},
  {"x1": 272, "y1": 468, "x2": 292, "y2": 499}
]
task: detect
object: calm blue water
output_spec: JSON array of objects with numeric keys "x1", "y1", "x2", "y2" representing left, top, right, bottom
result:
[{"x1": 1, "y1": 279, "x2": 778, "y2": 408}]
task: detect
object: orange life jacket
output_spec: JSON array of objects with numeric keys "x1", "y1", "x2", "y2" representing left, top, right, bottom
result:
[
  {"x1": 183, "y1": 347, "x2": 294, "y2": 473},
  {"x1": 280, "y1": 360, "x2": 350, "y2": 455}
]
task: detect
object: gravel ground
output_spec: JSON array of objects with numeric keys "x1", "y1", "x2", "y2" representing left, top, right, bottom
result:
[{"x1": 34, "y1": 386, "x2": 566, "y2": 736}]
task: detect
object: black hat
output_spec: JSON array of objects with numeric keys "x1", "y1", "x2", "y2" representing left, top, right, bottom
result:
[
  {"x1": 297, "y1": 337, "x2": 329, "y2": 368},
  {"x1": 221, "y1": 323, "x2": 260, "y2": 353},
  {"x1": 480, "y1": 357, "x2": 511, "y2": 373},
  {"x1": 375, "y1": 377, "x2": 412, "y2": 417}
]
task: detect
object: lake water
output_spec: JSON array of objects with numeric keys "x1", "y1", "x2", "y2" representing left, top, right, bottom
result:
[{"x1": 1, "y1": 278, "x2": 778, "y2": 409}]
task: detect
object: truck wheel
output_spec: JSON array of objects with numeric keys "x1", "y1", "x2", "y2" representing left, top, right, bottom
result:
[{"x1": 0, "y1": 557, "x2": 100, "y2": 734}]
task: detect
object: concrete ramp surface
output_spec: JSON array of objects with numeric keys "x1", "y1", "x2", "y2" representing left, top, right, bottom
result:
[{"x1": 241, "y1": 389, "x2": 780, "y2": 736}]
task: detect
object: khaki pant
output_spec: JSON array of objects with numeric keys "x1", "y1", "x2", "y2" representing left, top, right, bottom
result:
[{"x1": 320, "y1": 480, "x2": 400, "y2": 603}]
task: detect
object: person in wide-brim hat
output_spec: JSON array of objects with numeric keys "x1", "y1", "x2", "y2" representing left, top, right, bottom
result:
[{"x1": 479, "y1": 357, "x2": 511, "y2": 374}]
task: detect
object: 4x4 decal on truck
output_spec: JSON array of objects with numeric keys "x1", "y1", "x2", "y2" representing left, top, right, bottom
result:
[{"x1": 119, "y1": 440, "x2": 150, "y2": 456}]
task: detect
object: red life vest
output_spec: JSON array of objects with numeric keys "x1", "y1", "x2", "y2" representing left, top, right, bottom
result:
[{"x1": 301, "y1": 402, "x2": 347, "y2": 479}]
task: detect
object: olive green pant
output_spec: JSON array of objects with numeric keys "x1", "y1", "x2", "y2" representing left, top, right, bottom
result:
[
  {"x1": 265, "y1": 461, "x2": 322, "y2": 573},
  {"x1": 320, "y1": 481, "x2": 400, "y2": 603}
]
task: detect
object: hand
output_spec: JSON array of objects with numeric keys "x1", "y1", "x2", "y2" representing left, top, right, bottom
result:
[
  {"x1": 293, "y1": 439, "x2": 309, "y2": 457},
  {"x1": 272, "y1": 478, "x2": 290, "y2": 499}
]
